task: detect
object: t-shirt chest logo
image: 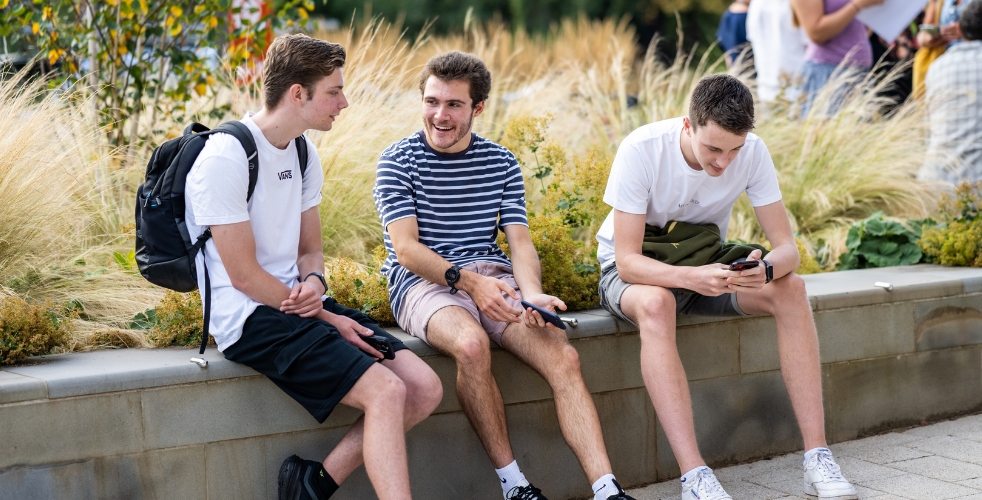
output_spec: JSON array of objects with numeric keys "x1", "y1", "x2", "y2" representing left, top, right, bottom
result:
[
  {"x1": 277, "y1": 170, "x2": 293, "y2": 180},
  {"x1": 678, "y1": 198, "x2": 700, "y2": 209}
]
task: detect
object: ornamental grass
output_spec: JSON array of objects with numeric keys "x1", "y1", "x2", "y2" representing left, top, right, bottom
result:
[{"x1": 0, "y1": 18, "x2": 942, "y2": 354}]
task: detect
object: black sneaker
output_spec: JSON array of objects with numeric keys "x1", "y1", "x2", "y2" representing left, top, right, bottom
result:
[
  {"x1": 606, "y1": 479, "x2": 637, "y2": 499},
  {"x1": 506, "y1": 481, "x2": 549, "y2": 500},
  {"x1": 278, "y1": 454, "x2": 339, "y2": 500}
]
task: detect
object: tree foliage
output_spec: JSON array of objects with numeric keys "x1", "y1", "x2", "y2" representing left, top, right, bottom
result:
[{"x1": 0, "y1": 0, "x2": 312, "y2": 147}]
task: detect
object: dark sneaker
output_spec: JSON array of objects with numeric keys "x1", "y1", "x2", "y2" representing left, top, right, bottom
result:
[
  {"x1": 606, "y1": 479, "x2": 637, "y2": 499},
  {"x1": 506, "y1": 480, "x2": 549, "y2": 500},
  {"x1": 278, "y1": 454, "x2": 339, "y2": 500}
]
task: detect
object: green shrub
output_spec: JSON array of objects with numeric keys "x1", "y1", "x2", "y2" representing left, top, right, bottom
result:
[
  {"x1": 836, "y1": 212, "x2": 924, "y2": 270},
  {"x1": 796, "y1": 238, "x2": 823, "y2": 275},
  {"x1": 499, "y1": 214, "x2": 600, "y2": 311},
  {"x1": 919, "y1": 182, "x2": 982, "y2": 267},
  {"x1": 0, "y1": 296, "x2": 71, "y2": 365},
  {"x1": 326, "y1": 246, "x2": 395, "y2": 326},
  {"x1": 148, "y1": 290, "x2": 210, "y2": 347}
]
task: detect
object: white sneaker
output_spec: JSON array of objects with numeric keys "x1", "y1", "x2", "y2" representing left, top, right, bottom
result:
[
  {"x1": 680, "y1": 467, "x2": 732, "y2": 500},
  {"x1": 803, "y1": 448, "x2": 858, "y2": 499}
]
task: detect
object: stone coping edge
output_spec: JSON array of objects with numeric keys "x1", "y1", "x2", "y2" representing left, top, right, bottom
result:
[{"x1": 2, "y1": 265, "x2": 980, "y2": 404}]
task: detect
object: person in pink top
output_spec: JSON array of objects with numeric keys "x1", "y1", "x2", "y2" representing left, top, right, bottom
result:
[{"x1": 791, "y1": 0, "x2": 883, "y2": 113}]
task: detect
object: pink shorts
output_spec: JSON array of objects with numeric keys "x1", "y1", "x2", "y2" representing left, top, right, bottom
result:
[{"x1": 396, "y1": 261, "x2": 524, "y2": 346}]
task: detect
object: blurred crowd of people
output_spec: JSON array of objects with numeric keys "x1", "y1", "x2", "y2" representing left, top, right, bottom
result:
[{"x1": 716, "y1": 0, "x2": 982, "y2": 183}]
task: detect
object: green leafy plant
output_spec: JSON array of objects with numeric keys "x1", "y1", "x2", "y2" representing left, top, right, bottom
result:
[
  {"x1": 0, "y1": 296, "x2": 72, "y2": 365},
  {"x1": 0, "y1": 0, "x2": 311, "y2": 147},
  {"x1": 919, "y1": 182, "x2": 982, "y2": 267},
  {"x1": 148, "y1": 290, "x2": 208, "y2": 347},
  {"x1": 326, "y1": 245, "x2": 395, "y2": 326},
  {"x1": 836, "y1": 212, "x2": 924, "y2": 270}
]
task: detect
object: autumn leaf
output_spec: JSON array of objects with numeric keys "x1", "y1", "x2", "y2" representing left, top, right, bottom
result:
[
  {"x1": 32, "y1": 22, "x2": 39, "y2": 35},
  {"x1": 47, "y1": 49, "x2": 65, "y2": 65},
  {"x1": 0, "y1": 0, "x2": 9, "y2": 10},
  {"x1": 195, "y1": 82, "x2": 207, "y2": 96},
  {"x1": 169, "y1": 5, "x2": 182, "y2": 17},
  {"x1": 169, "y1": 22, "x2": 182, "y2": 37}
]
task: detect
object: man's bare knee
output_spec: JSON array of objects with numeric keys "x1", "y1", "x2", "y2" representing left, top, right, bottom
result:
[
  {"x1": 412, "y1": 366, "x2": 443, "y2": 415},
  {"x1": 452, "y1": 333, "x2": 492, "y2": 368},
  {"x1": 631, "y1": 288, "x2": 675, "y2": 332},
  {"x1": 762, "y1": 272, "x2": 808, "y2": 315}
]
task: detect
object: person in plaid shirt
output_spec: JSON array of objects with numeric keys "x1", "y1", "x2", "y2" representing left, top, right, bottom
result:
[{"x1": 921, "y1": 0, "x2": 982, "y2": 183}]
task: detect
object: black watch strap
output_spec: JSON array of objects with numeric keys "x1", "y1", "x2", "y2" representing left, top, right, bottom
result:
[
  {"x1": 762, "y1": 260, "x2": 774, "y2": 284},
  {"x1": 445, "y1": 265, "x2": 462, "y2": 295},
  {"x1": 303, "y1": 272, "x2": 329, "y2": 295}
]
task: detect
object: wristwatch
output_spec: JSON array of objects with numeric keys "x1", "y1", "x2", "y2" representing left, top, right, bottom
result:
[
  {"x1": 762, "y1": 260, "x2": 774, "y2": 284},
  {"x1": 303, "y1": 271, "x2": 329, "y2": 295},
  {"x1": 445, "y1": 265, "x2": 462, "y2": 295}
]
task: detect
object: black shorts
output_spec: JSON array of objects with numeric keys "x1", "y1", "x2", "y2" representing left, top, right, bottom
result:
[{"x1": 223, "y1": 297, "x2": 408, "y2": 423}]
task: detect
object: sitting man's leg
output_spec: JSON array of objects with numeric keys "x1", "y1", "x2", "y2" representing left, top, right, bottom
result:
[
  {"x1": 735, "y1": 273, "x2": 857, "y2": 499},
  {"x1": 426, "y1": 305, "x2": 525, "y2": 495},
  {"x1": 601, "y1": 264, "x2": 731, "y2": 500},
  {"x1": 498, "y1": 319, "x2": 632, "y2": 500},
  {"x1": 318, "y1": 299, "x2": 444, "y2": 488},
  {"x1": 225, "y1": 304, "x2": 438, "y2": 500}
]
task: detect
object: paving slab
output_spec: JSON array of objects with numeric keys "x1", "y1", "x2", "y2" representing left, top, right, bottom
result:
[{"x1": 627, "y1": 414, "x2": 982, "y2": 500}]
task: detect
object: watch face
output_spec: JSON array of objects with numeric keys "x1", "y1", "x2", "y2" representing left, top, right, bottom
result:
[{"x1": 445, "y1": 266, "x2": 460, "y2": 283}]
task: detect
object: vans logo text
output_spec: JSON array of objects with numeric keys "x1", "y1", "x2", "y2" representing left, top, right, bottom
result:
[{"x1": 277, "y1": 170, "x2": 293, "y2": 180}]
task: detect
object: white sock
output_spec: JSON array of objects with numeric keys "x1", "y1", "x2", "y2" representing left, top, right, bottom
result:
[
  {"x1": 592, "y1": 473, "x2": 620, "y2": 499},
  {"x1": 496, "y1": 460, "x2": 527, "y2": 497},
  {"x1": 680, "y1": 466, "x2": 710, "y2": 486}
]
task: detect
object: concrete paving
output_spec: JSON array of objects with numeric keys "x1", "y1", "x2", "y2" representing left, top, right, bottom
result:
[{"x1": 626, "y1": 413, "x2": 982, "y2": 500}]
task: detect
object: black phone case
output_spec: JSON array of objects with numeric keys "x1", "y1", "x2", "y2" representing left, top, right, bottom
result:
[
  {"x1": 363, "y1": 335, "x2": 395, "y2": 360},
  {"x1": 520, "y1": 300, "x2": 566, "y2": 330}
]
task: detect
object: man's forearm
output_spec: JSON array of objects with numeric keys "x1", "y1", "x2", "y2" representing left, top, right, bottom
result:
[
  {"x1": 509, "y1": 242, "x2": 543, "y2": 296},
  {"x1": 762, "y1": 243, "x2": 800, "y2": 280},
  {"x1": 232, "y1": 269, "x2": 295, "y2": 309},
  {"x1": 396, "y1": 239, "x2": 457, "y2": 287},
  {"x1": 617, "y1": 253, "x2": 693, "y2": 289},
  {"x1": 296, "y1": 250, "x2": 327, "y2": 295}
]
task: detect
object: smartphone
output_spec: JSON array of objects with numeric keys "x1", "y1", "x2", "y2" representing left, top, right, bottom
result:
[
  {"x1": 919, "y1": 24, "x2": 939, "y2": 35},
  {"x1": 362, "y1": 334, "x2": 396, "y2": 360},
  {"x1": 520, "y1": 300, "x2": 567, "y2": 330},
  {"x1": 729, "y1": 258, "x2": 761, "y2": 271}
]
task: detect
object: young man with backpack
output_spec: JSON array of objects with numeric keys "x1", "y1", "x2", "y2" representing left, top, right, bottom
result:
[{"x1": 182, "y1": 34, "x2": 441, "y2": 500}]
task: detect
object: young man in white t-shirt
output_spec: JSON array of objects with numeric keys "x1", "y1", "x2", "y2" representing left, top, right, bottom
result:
[
  {"x1": 184, "y1": 34, "x2": 441, "y2": 500},
  {"x1": 596, "y1": 74, "x2": 857, "y2": 500}
]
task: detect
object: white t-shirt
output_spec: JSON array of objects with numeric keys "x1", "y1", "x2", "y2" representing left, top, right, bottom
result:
[
  {"x1": 184, "y1": 114, "x2": 324, "y2": 350},
  {"x1": 595, "y1": 117, "x2": 782, "y2": 269},
  {"x1": 746, "y1": 0, "x2": 808, "y2": 103}
]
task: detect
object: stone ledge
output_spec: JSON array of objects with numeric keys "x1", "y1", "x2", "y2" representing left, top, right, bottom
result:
[{"x1": 2, "y1": 265, "x2": 982, "y2": 406}]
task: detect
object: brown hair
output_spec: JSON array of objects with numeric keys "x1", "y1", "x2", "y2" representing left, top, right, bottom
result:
[
  {"x1": 688, "y1": 74, "x2": 755, "y2": 134},
  {"x1": 418, "y1": 51, "x2": 492, "y2": 107},
  {"x1": 262, "y1": 34, "x2": 346, "y2": 110}
]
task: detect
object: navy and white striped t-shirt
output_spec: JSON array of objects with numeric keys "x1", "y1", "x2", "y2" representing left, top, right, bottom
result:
[{"x1": 373, "y1": 131, "x2": 528, "y2": 318}]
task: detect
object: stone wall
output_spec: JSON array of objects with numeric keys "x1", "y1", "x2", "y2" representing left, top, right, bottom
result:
[{"x1": 1, "y1": 265, "x2": 981, "y2": 500}]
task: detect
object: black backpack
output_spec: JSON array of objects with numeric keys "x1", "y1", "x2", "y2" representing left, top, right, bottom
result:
[{"x1": 135, "y1": 121, "x2": 309, "y2": 354}]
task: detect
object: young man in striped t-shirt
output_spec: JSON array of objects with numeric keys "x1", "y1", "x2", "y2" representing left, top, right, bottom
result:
[{"x1": 373, "y1": 51, "x2": 634, "y2": 500}]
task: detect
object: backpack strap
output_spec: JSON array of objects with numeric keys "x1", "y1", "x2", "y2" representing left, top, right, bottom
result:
[
  {"x1": 212, "y1": 121, "x2": 261, "y2": 202},
  {"x1": 295, "y1": 135, "x2": 309, "y2": 178},
  {"x1": 190, "y1": 229, "x2": 213, "y2": 355}
]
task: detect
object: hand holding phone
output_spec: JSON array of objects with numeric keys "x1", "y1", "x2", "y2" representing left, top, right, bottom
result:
[
  {"x1": 919, "y1": 24, "x2": 940, "y2": 35},
  {"x1": 520, "y1": 300, "x2": 567, "y2": 330},
  {"x1": 728, "y1": 258, "x2": 761, "y2": 271},
  {"x1": 362, "y1": 334, "x2": 396, "y2": 360}
]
